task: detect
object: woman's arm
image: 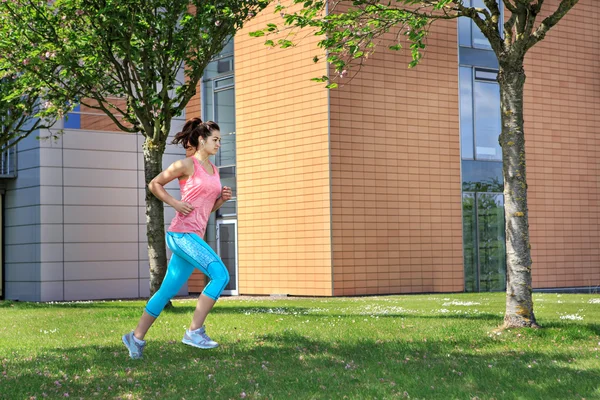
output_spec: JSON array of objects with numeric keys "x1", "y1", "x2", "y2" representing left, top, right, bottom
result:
[
  {"x1": 211, "y1": 186, "x2": 233, "y2": 212},
  {"x1": 149, "y1": 159, "x2": 194, "y2": 215}
]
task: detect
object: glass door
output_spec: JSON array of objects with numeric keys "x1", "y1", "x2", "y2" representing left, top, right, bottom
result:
[
  {"x1": 477, "y1": 193, "x2": 506, "y2": 291},
  {"x1": 463, "y1": 192, "x2": 506, "y2": 292},
  {"x1": 216, "y1": 220, "x2": 238, "y2": 295}
]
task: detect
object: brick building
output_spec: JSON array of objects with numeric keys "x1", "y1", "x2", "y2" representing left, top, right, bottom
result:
[{"x1": 1, "y1": 0, "x2": 598, "y2": 301}]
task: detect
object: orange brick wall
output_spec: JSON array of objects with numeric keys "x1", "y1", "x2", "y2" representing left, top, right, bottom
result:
[
  {"x1": 524, "y1": 0, "x2": 600, "y2": 289},
  {"x1": 234, "y1": 3, "x2": 332, "y2": 296},
  {"x1": 330, "y1": 20, "x2": 464, "y2": 295},
  {"x1": 79, "y1": 99, "x2": 131, "y2": 132}
]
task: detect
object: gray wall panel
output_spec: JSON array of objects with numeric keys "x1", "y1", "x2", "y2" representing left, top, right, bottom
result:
[
  {"x1": 5, "y1": 225, "x2": 40, "y2": 245},
  {"x1": 138, "y1": 242, "x2": 149, "y2": 261},
  {"x1": 4, "y1": 125, "x2": 188, "y2": 301},
  {"x1": 39, "y1": 148, "x2": 63, "y2": 168},
  {"x1": 40, "y1": 224, "x2": 64, "y2": 243},
  {"x1": 40, "y1": 186, "x2": 63, "y2": 205},
  {"x1": 40, "y1": 167, "x2": 63, "y2": 187},
  {"x1": 4, "y1": 282, "x2": 40, "y2": 301},
  {"x1": 64, "y1": 205, "x2": 138, "y2": 224},
  {"x1": 17, "y1": 131, "x2": 43, "y2": 151},
  {"x1": 16, "y1": 148, "x2": 41, "y2": 171},
  {"x1": 63, "y1": 149, "x2": 138, "y2": 170},
  {"x1": 64, "y1": 169, "x2": 138, "y2": 188},
  {"x1": 64, "y1": 224, "x2": 138, "y2": 243},
  {"x1": 5, "y1": 244, "x2": 39, "y2": 263},
  {"x1": 40, "y1": 206, "x2": 64, "y2": 224},
  {"x1": 62, "y1": 130, "x2": 137, "y2": 152},
  {"x1": 64, "y1": 187, "x2": 137, "y2": 206},
  {"x1": 5, "y1": 187, "x2": 40, "y2": 208},
  {"x1": 4, "y1": 206, "x2": 40, "y2": 227},
  {"x1": 41, "y1": 244, "x2": 64, "y2": 262},
  {"x1": 5, "y1": 224, "x2": 63, "y2": 245},
  {"x1": 65, "y1": 243, "x2": 138, "y2": 262},
  {"x1": 138, "y1": 261, "x2": 150, "y2": 279},
  {"x1": 64, "y1": 261, "x2": 138, "y2": 280},
  {"x1": 40, "y1": 262, "x2": 64, "y2": 281},
  {"x1": 40, "y1": 281, "x2": 64, "y2": 302},
  {"x1": 4, "y1": 263, "x2": 40, "y2": 281},
  {"x1": 10, "y1": 167, "x2": 42, "y2": 189},
  {"x1": 64, "y1": 279, "x2": 140, "y2": 301},
  {"x1": 138, "y1": 279, "x2": 151, "y2": 298}
]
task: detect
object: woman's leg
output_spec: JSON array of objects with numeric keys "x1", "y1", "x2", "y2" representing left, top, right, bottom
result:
[
  {"x1": 190, "y1": 294, "x2": 216, "y2": 331},
  {"x1": 135, "y1": 253, "x2": 195, "y2": 339},
  {"x1": 167, "y1": 233, "x2": 230, "y2": 331},
  {"x1": 133, "y1": 311, "x2": 156, "y2": 341}
]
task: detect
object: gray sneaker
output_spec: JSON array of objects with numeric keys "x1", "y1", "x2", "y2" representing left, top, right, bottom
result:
[
  {"x1": 182, "y1": 326, "x2": 219, "y2": 349},
  {"x1": 122, "y1": 331, "x2": 146, "y2": 359}
]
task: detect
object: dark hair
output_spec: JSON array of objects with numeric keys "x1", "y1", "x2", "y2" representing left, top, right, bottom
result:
[{"x1": 172, "y1": 117, "x2": 220, "y2": 149}]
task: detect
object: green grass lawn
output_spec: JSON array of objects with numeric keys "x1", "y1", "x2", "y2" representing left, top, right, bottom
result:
[{"x1": 1, "y1": 292, "x2": 599, "y2": 400}]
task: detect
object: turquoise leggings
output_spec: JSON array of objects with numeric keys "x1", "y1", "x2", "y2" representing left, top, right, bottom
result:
[{"x1": 145, "y1": 232, "x2": 230, "y2": 318}]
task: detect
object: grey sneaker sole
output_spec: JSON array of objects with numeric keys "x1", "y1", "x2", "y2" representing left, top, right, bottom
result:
[{"x1": 181, "y1": 337, "x2": 219, "y2": 349}]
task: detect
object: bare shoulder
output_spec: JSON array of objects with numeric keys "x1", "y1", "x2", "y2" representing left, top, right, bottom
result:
[{"x1": 171, "y1": 157, "x2": 194, "y2": 177}]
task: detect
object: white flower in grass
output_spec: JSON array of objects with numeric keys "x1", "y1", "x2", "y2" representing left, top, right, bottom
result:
[
  {"x1": 442, "y1": 301, "x2": 481, "y2": 306},
  {"x1": 588, "y1": 298, "x2": 600, "y2": 304},
  {"x1": 559, "y1": 314, "x2": 583, "y2": 321}
]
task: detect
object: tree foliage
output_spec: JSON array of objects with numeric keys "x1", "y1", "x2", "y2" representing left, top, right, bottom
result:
[
  {"x1": 0, "y1": 74, "x2": 60, "y2": 149},
  {"x1": 0, "y1": 0, "x2": 269, "y2": 294},
  {"x1": 1, "y1": 0, "x2": 268, "y2": 141}
]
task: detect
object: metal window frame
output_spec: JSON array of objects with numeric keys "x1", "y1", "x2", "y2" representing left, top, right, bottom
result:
[
  {"x1": 0, "y1": 145, "x2": 17, "y2": 178},
  {"x1": 216, "y1": 219, "x2": 239, "y2": 296},
  {"x1": 472, "y1": 67, "x2": 502, "y2": 162}
]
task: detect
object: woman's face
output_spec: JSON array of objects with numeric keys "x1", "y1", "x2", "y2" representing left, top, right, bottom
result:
[{"x1": 200, "y1": 130, "x2": 222, "y2": 156}]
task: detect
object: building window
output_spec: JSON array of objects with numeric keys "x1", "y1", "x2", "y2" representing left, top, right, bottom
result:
[
  {"x1": 202, "y1": 38, "x2": 236, "y2": 217},
  {"x1": 458, "y1": 0, "x2": 503, "y2": 50},
  {"x1": 64, "y1": 105, "x2": 81, "y2": 129},
  {"x1": 459, "y1": 67, "x2": 501, "y2": 162},
  {"x1": 459, "y1": 64, "x2": 506, "y2": 292}
]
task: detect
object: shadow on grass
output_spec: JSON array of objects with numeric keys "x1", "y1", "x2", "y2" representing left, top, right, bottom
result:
[{"x1": 3, "y1": 329, "x2": 599, "y2": 400}]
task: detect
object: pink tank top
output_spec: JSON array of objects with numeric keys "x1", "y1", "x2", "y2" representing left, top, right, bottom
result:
[{"x1": 168, "y1": 157, "x2": 221, "y2": 237}]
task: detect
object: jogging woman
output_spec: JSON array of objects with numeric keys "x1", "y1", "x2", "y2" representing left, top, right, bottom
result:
[{"x1": 122, "y1": 117, "x2": 232, "y2": 359}]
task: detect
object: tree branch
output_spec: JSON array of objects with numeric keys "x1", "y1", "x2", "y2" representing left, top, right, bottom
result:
[
  {"x1": 504, "y1": 0, "x2": 518, "y2": 13},
  {"x1": 503, "y1": 12, "x2": 517, "y2": 49},
  {"x1": 525, "y1": 0, "x2": 579, "y2": 51},
  {"x1": 454, "y1": 2, "x2": 503, "y2": 54}
]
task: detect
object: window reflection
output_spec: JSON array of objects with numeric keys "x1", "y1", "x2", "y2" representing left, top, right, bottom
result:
[
  {"x1": 459, "y1": 67, "x2": 474, "y2": 159},
  {"x1": 202, "y1": 37, "x2": 236, "y2": 220},
  {"x1": 458, "y1": 0, "x2": 501, "y2": 50},
  {"x1": 474, "y1": 80, "x2": 501, "y2": 161},
  {"x1": 471, "y1": 0, "x2": 492, "y2": 49},
  {"x1": 463, "y1": 192, "x2": 506, "y2": 292}
]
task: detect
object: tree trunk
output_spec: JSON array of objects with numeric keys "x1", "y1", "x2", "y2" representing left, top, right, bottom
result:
[
  {"x1": 143, "y1": 135, "x2": 168, "y2": 297},
  {"x1": 498, "y1": 61, "x2": 539, "y2": 329}
]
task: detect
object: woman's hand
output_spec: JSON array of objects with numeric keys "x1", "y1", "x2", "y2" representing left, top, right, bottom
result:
[
  {"x1": 174, "y1": 200, "x2": 194, "y2": 215},
  {"x1": 221, "y1": 186, "x2": 233, "y2": 201}
]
